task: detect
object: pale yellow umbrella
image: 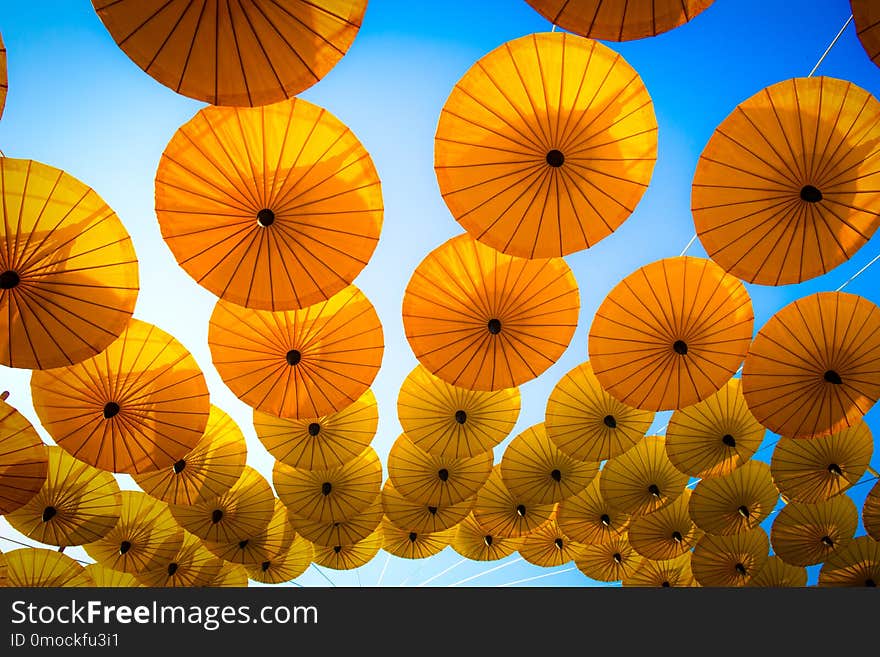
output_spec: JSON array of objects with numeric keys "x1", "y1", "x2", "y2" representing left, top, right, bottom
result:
[
  {"x1": 451, "y1": 513, "x2": 523, "y2": 562},
  {"x1": 0, "y1": 397, "x2": 48, "y2": 515},
  {"x1": 137, "y1": 530, "x2": 223, "y2": 587},
  {"x1": 3, "y1": 548, "x2": 92, "y2": 587},
  {"x1": 557, "y1": 474, "x2": 631, "y2": 545},
  {"x1": 311, "y1": 529, "x2": 383, "y2": 570},
  {"x1": 206, "y1": 563, "x2": 250, "y2": 588},
  {"x1": 382, "y1": 479, "x2": 474, "y2": 535},
  {"x1": 204, "y1": 499, "x2": 296, "y2": 566},
  {"x1": 380, "y1": 518, "x2": 455, "y2": 560},
  {"x1": 245, "y1": 535, "x2": 313, "y2": 585},
  {"x1": 293, "y1": 491, "x2": 384, "y2": 548},
  {"x1": 83, "y1": 564, "x2": 143, "y2": 588}
]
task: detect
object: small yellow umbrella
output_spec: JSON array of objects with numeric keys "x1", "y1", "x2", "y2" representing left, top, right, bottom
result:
[
  {"x1": 380, "y1": 517, "x2": 455, "y2": 560},
  {"x1": 545, "y1": 361, "x2": 654, "y2": 463},
  {"x1": 665, "y1": 378, "x2": 766, "y2": 478},
  {"x1": 771, "y1": 496, "x2": 858, "y2": 567},
  {"x1": 688, "y1": 460, "x2": 779, "y2": 535},
  {"x1": 519, "y1": 518, "x2": 587, "y2": 568},
  {"x1": 557, "y1": 474, "x2": 631, "y2": 545},
  {"x1": 472, "y1": 466, "x2": 557, "y2": 538},
  {"x1": 451, "y1": 513, "x2": 523, "y2": 562},
  {"x1": 747, "y1": 556, "x2": 808, "y2": 588},
  {"x1": 818, "y1": 535, "x2": 880, "y2": 587},
  {"x1": 628, "y1": 489, "x2": 702, "y2": 561},
  {"x1": 3, "y1": 548, "x2": 92, "y2": 587},
  {"x1": 133, "y1": 405, "x2": 248, "y2": 506},
  {"x1": 293, "y1": 491, "x2": 384, "y2": 547},
  {"x1": 83, "y1": 564, "x2": 143, "y2": 588},
  {"x1": 387, "y1": 433, "x2": 492, "y2": 507},
  {"x1": 382, "y1": 479, "x2": 474, "y2": 535},
  {"x1": 254, "y1": 389, "x2": 378, "y2": 470},
  {"x1": 206, "y1": 563, "x2": 250, "y2": 588},
  {"x1": 311, "y1": 529, "x2": 383, "y2": 570},
  {"x1": 691, "y1": 528, "x2": 769, "y2": 587},
  {"x1": 397, "y1": 364, "x2": 521, "y2": 459},
  {"x1": 575, "y1": 534, "x2": 643, "y2": 582},
  {"x1": 137, "y1": 530, "x2": 223, "y2": 587},
  {"x1": 245, "y1": 534, "x2": 313, "y2": 584},
  {"x1": 853, "y1": 0, "x2": 880, "y2": 67},
  {"x1": 771, "y1": 422, "x2": 874, "y2": 504},
  {"x1": 864, "y1": 480, "x2": 880, "y2": 541},
  {"x1": 623, "y1": 553, "x2": 696, "y2": 588},
  {"x1": 0, "y1": 397, "x2": 48, "y2": 515},
  {"x1": 204, "y1": 498, "x2": 296, "y2": 565},
  {"x1": 600, "y1": 435, "x2": 689, "y2": 517}
]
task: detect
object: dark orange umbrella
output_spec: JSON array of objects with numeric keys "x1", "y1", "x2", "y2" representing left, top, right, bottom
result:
[
  {"x1": 575, "y1": 534, "x2": 643, "y2": 582},
  {"x1": 747, "y1": 556, "x2": 807, "y2": 587},
  {"x1": 0, "y1": 397, "x2": 48, "y2": 515},
  {"x1": 451, "y1": 512, "x2": 523, "y2": 562},
  {"x1": 519, "y1": 518, "x2": 587, "y2": 568},
  {"x1": 623, "y1": 553, "x2": 696, "y2": 588},
  {"x1": 472, "y1": 465, "x2": 556, "y2": 539},
  {"x1": 818, "y1": 535, "x2": 880, "y2": 587},
  {"x1": 771, "y1": 496, "x2": 858, "y2": 567},
  {"x1": 854, "y1": 0, "x2": 880, "y2": 68},
  {"x1": 691, "y1": 528, "x2": 769, "y2": 586},
  {"x1": 688, "y1": 460, "x2": 779, "y2": 535},
  {"x1": 557, "y1": 474, "x2": 631, "y2": 545},
  {"x1": 628, "y1": 489, "x2": 702, "y2": 561}
]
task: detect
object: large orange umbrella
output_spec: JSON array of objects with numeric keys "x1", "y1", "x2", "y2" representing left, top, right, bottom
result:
[
  {"x1": 451, "y1": 512, "x2": 523, "y2": 562},
  {"x1": 472, "y1": 465, "x2": 557, "y2": 538},
  {"x1": 434, "y1": 32, "x2": 656, "y2": 259},
  {"x1": 588, "y1": 256, "x2": 754, "y2": 411},
  {"x1": 397, "y1": 364, "x2": 521, "y2": 458},
  {"x1": 865, "y1": 480, "x2": 880, "y2": 542},
  {"x1": 747, "y1": 556, "x2": 807, "y2": 588},
  {"x1": 627, "y1": 489, "x2": 702, "y2": 561},
  {"x1": 853, "y1": 0, "x2": 880, "y2": 68},
  {"x1": 245, "y1": 534, "x2": 313, "y2": 584},
  {"x1": 380, "y1": 518, "x2": 454, "y2": 560},
  {"x1": 519, "y1": 518, "x2": 587, "y2": 568},
  {"x1": 293, "y1": 491, "x2": 383, "y2": 547},
  {"x1": 545, "y1": 361, "x2": 654, "y2": 463},
  {"x1": 557, "y1": 474, "x2": 631, "y2": 545},
  {"x1": 155, "y1": 98, "x2": 382, "y2": 311},
  {"x1": 524, "y1": 0, "x2": 714, "y2": 41},
  {"x1": 693, "y1": 77, "x2": 880, "y2": 286},
  {"x1": 209, "y1": 284, "x2": 383, "y2": 419},
  {"x1": 691, "y1": 528, "x2": 769, "y2": 586},
  {"x1": 3, "y1": 548, "x2": 92, "y2": 587},
  {"x1": 741, "y1": 292, "x2": 880, "y2": 439},
  {"x1": 818, "y1": 535, "x2": 880, "y2": 587},
  {"x1": 311, "y1": 529, "x2": 382, "y2": 570},
  {"x1": 0, "y1": 397, "x2": 48, "y2": 515},
  {"x1": 93, "y1": 0, "x2": 367, "y2": 106},
  {"x1": 688, "y1": 460, "x2": 779, "y2": 536},
  {"x1": 381, "y1": 479, "x2": 474, "y2": 535},
  {"x1": 575, "y1": 534, "x2": 643, "y2": 582},
  {"x1": 771, "y1": 496, "x2": 858, "y2": 567},
  {"x1": 402, "y1": 233, "x2": 579, "y2": 392},
  {"x1": 623, "y1": 553, "x2": 696, "y2": 588},
  {"x1": 1, "y1": 157, "x2": 138, "y2": 370},
  {"x1": 31, "y1": 318, "x2": 210, "y2": 475}
]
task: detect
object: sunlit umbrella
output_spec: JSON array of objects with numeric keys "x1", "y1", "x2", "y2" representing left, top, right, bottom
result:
[
  {"x1": 853, "y1": 0, "x2": 880, "y2": 68},
  {"x1": 473, "y1": 466, "x2": 557, "y2": 538},
  {"x1": 397, "y1": 364, "x2": 520, "y2": 458},
  {"x1": 245, "y1": 534, "x2": 313, "y2": 584},
  {"x1": 691, "y1": 528, "x2": 769, "y2": 586},
  {"x1": 311, "y1": 529, "x2": 382, "y2": 570},
  {"x1": 575, "y1": 534, "x2": 643, "y2": 582},
  {"x1": 206, "y1": 563, "x2": 250, "y2": 588},
  {"x1": 589, "y1": 256, "x2": 754, "y2": 411},
  {"x1": 254, "y1": 389, "x2": 378, "y2": 470},
  {"x1": 771, "y1": 422, "x2": 873, "y2": 503},
  {"x1": 693, "y1": 77, "x2": 880, "y2": 286},
  {"x1": 688, "y1": 460, "x2": 779, "y2": 535},
  {"x1": 519, "y1": 518, "x2": 587, "y2": 568},
  {"x1": 771, "y1": 496, "x2": 858, "y2": 567},
  {"x1": 382, "y1": 479, "x2": 474, "y2": 535},
  {"x1": 865, "y1": 480, "x2": 880, "y2": 541},
  {"x1": 204, "y1": 499, "x2": 296, "y2": 565},
  {"x1": 545, "y1": 361, "x2": 654, "y2": 462},
  {"x1": 523, "y1": 0, "x2": 714, "y2": 41},
  {"x1": 818, "y1": 535, "x2": 880, "y2": 587},
  {"x1": 137, "y1": 530, "x2": 223, "y2": 587},
  {"x1": 133, "y1": 405, "x2": 247, "y2": 505},
  {"x1": 628, "y1": 489, "x2": 702, "y2": 561},
  {"x1": 0, "y1": 31, "x2": 6, "y2": 119},
  {"x1": 746, "y1": 556, "x2": 807, "y2": 587},
  {"x1": 83, "y1": 564, "x2": 143, "y2": 588},
  {"x1": 0, "y1": 550, "x2": 8, "y2": 587},
  {"x1": 434, "y1": 32, "x2": 656, "y2": 258},
  {"x1": 741, "y1": 292, "x2": 880, "y2": 439},
  {"x1": 451, "y1": 512, "x2": 523, "y2": 562},
  {"x1": 293, "y1": 491, "x2": 384, "y2": 547},
  {"x1": 0, "y1": 397, "x2": 48, "y2": 515},
  {"x1": 3, "y1": 548, "x2": 92, "y2": 587},
  {"x1": 31, "y1": 318, "x2": 210, "y2": 474},
  {"x1": 623, "y1": 553, "x2": 696, "y2": 588},
  {"x1": 155, "y1": 98, "x2": 382, "y2": 311},
  {"x1": 402, "y1": 233, "x2": 579, "y2": 392},
  {"x1": 93, "y1": 0, "x2": 367, "y2": 106},
  {"x1": 557, "y1": 474, "x2": 631, "y2": 545},
  {"x1": 665, "y1": 378, "x2": 765, "y2": 478},
  {"x1": 380, "y1": 517, "x2": 455, "y2": 560},
  {"x1": 209, "y1": 284, "x2": 384, "y2": 419}
]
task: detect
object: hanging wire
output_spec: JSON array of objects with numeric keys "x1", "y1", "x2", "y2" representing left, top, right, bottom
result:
[
  {"x1": 0, "y1": 535, "x2": 93, "y2": 566},
  {"x1": 497, "y1": 566, "x2": 577, "y2": 587},
  {"x1": 310, "y1": 564, "x2": 337, "y2": 587},
  {"x1": 417, "y1": 558, "x2": 467, "y2": 587},
  {"x1": 835, "y1": 252, "x2": 880, "y2": 292},
  {"x1": 447, "y1": 556, "x2": 524, "y2": 587},
  {"x1": 375, "y1": 553, "x2": 392, "y2": 587}
]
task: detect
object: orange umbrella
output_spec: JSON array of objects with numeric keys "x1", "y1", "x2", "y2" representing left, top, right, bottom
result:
[
  {"x1": 381, "y1": 479, "x2": 474, "y2": 535},
  {"x1": 865, "y1": 480, "x2": 880, "y2": 542},
  {"x1": 818, "y1": 535, "x2": 880, "y2": 587},
  {"x1": 311, "y1": 529, "x2": 382, "y2": 570},
  {"x1": 380, "y1": 518, "x2": 454, "y2": 560},
  {"x1": 137, "y1": 530, "x2": 223, "y2": 587},
  {"x1": 472, "y1": 465, "x2": 557, "y2": 539},
  {"x1": 519, "y1": 518, "x2": 587, "y2": 568},
  {"x1": 293, "y1": 491, "x2": 384, "y2": 548},
  {"x1": 254, "y1": 389, "x2": 378, "y2": 470},
  {"x1": 665, "y1": 378, "x2": 766, "y2": 478},
  {"x1": 31, "y1": 318, "x2": 210, "y2": 474},
  {"x1": 397, "y1": 364, "x2": 521, "y2": 459},
  {"x1": 4, "y1": 548, "x2": 92, "y2": 587},
  {"x1": 209, "y1": 284, "x2": 383, "y2": 419},
  {"x1": 402, "y1": 233, "x2": 579, "y2": 392},
  {"x1": 245, "y1": 534, "x2": 313, "y2": 584},
  {"x1": 771, "y1": 496, "x2": 858, "y2": 567},
  {"x1": 204, "y1": 498, "x2": 296, "y2": 565},
  {"x1": 93, "y1": 0, "x2": 367, "y2": 106},
  {"x1": 747, "y1": 556, "x2": 807, "y2": 587},
  {"x1": 693, "y1": 77, "x2": 880, "y2": 286},
  {"x1": 688, "y1": 460, "x2": 779, "y2": 535},
  {"x1": 1, "y1": 157, "x2": 138, "y2": 370},
  {"x1": 0, "y1": 397, "x2": 48, "y2": 515},
  {"x1": 741, "y1": 292, "x2": 880, "y2": 439},
  {"x1": 557, "y1": 474, "x2": 631, "y2": 545},
  {"x1": 853, "y1": 0, "x2": 880, "y2": 67},
  {"x1": 588, "y1": 256, "x2": 754, "y2": 411},
  {"x1": 155, "y1": 98, "x2": 382, "y2": 311},
  {"x1": 524, "y1": 0, "x2": 714, "y2": 41},
  {"x1": 434, "y1": 32, "x2": 656, "y2": 259},
  {"x1": 451, "y1": 512, "x2": 523, "y2": 562},
  {"x1": 691, "y1": 528, "x2": 769, "y2": 586},
  {"x1": 0, "y1": 31, "x2": 6, "y2": 119},
  {"x1": 545, "y1": 361, "x2": 654, "y2": 463},
  {"x1": 623, "y1": 553, "x2": 696, "y2": 588},
  {"x1": 575, "y1": 534, "x2": 643, "y2": 582},
  {"x1": 628, "y1": 489, "x2": 702, "y2": 561}
]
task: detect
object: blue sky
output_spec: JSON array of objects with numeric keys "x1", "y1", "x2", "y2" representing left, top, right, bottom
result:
[{"x1": 1, "y1": 0, "x2": 878, "y2": 587}]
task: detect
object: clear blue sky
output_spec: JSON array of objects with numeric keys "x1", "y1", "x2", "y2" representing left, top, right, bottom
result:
[{"x1": 1, "y1": 0, "x2": 878, "y2": 587}]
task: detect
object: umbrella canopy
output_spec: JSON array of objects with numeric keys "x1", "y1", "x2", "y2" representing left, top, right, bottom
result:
[
  {"x1": 588, "y1": 256, "x2": 754, "y2": 411},
  {"x1": 83, "y1": 563, "x2": 143, "y2": 588},
  {"x1": 0, "y1": 31, "x2": 6, "y2": 119},
  {"x1": 293, "y1": 491, "x2": 384, "y2": 547},
  {"x1": 311, "y1": 529, "x2": 382, "y2": 570},
  {"x1": 137, "y1": 530, "x2": 223, "y2": 587},
  {"x1": 274, "y1": 445, "x2": 382, "y2": 524},
  {"x1": 853, "y1": 0, "x2": 880, "y2": 68},
  {"x1": 382, "y1": 479, "x2": 475, "y2": 535},
  {"x1": 0, "y1": 157, "x2": 138, "y2": 370},
  {"x1": 254, "y1": 388, "x2": 378, "y2": 470},
  {"x1": 771, "y1": 496, "x2": 858, "y2": 567},
  {"x1": 623, "y1": 553, "x2": 696, "y2": 587},
  {"x1": 693, "y1": 77, "x2": 880, "y2": 286},
  {"x1": 545, "y1": 361, "x2": 654, "y2": 463},
  {"x1": 771, "y1": 422, "x2": 874, "y2": 504},
  {"x1": 397, "y1": 364, "x2": 520, "y2": 459},
  {"x1": 451, "y1": 512, "x2": 523, "y2": 562},
  {"x1": 82, "y1": 491, "x2": 183, "y2": 574},
  {"x1": 92, "y1": 0, "x2": 367, "y2": 106},
  {"x1": 387, "y1": 433, "x2": 492, "y2": 507},
  {"x1": 523, "y1": 0, "x2": 714, "y2": 41},
  {"x1": 688, "y1": 460, "x2": 780, "y2": 535},
  {"x1": 380, "y1": 517, "x2": 455, "y2": 560},
  {"x1": 402, "y1": 233, "x2": 579, "y2": 392},
  {"x1": 519, "y1": 518, "x2": 587, "y2": 568},
  {"x1": 0, "y1": 397, "x2": 48, "y2": 515},
  {"x1": 5, "y1": 446, "x2": 121, "y2": 547},
  {"x1": 206, "y1": 563, "x2": 250, "y2": 587},
  {"x1": 628, "y1": 489, "x2": 702, "y2": 561},
  {"x1": 204, "y1": 498, "x2": 297, "y2": 565},
  {"x1": 31, "y1": 318, "x2": 210, "y2": 474},
  {"x1": 133, "y1": 405, "x2": 248, "y2": 505},
  {"x1": 209, "y1": 284, "x2": 384, "y2": 419},
  {"x1": 691, "y1": 528, "x2": 769, "y2": 586},
  {"x1": 500, "y1": 423, "x2": 599, "y2": 505},
  {"x1": 3, "y1": 548, "x2": 92, "y2": 587},
  {"x1": 472, "y1": 465, "x2": 557, "y2": 538},
  {"x1": 865, "y1": 480, "x2": 880, "y2": 541},
  {"x1": 434, "y1": 32, "x2": 656, "y2": 259},
  {"x1": 747, "y1": 556, "x2": 808, "y2": 587},
  {"x1": 575, "y1": 534, "x2": 643, "y2": 582},
  {"x1": 665, "y1": 378, "x2": 766, "y2": 478},
  {"x1": 245, "y1": 534, "x2": 314, "y2": 584},
  {"x1": 741, "y1": 292, "x2": 880, "y2": 439},
  {"x1": 818, "y1": 535, "x2": 880, "y2": 587},
  {"x1": 155, "y1": 97, "x2": 382, "y2": 311},
  {"x1": 557, "y1": 474, "x2": 631, "y2": 545},
  {"x1": 600, "y1": 435, "x2": 689, "y2": 517},
  {"x1": 169, "y1": 466, "x2": 275, "y2": 543}
]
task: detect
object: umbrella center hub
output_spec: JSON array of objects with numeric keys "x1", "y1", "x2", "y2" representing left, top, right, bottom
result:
[
  {"x1": 333, "y1": 545, "x2": 342, "y2": 553},
  {"x1": 427, "y1": 505, "x2": 438, "y2": 515},
  {"x1": 827, "y1": 463, "x2": 843, "y2": 476},
  {"x1": 308, "y1": 422, "x2": 322, "y2": 437},
  {"x1": 167, "y1": 562, "x2": 179, "y2": 576},
  {"x1": 103, "y1": 402, "x2": 121, "y2": 419},
  {"x1": 821, "y1": 535, "x2": 835, "y2": 547},
  {"x1": 454, "y1": 410, "x2": 467, "y2": 424},
  {"x1": 603, "y1": 415, "x2": 617, "y2": 429},
  {"x1": 671, "y1": 531, "x2": 683, "y2": 543},
  {"x1": 42, "y1": 506, "x2": 58, "y2": 522},
  {"x1": 738, "y1": 505, "x2": 751, "y2": 518},
  {"x1": 408, "y1": 532, "x2": 418, "y2": 543},
  {"x1": 487, "y1": 318, "x2": 502, "y2": 335},
  {"x1": 823, "y1": 370, "x2": 842, "y2": 385},
  {"x1": 600, "y1": 513, "x2": 611, "y2": 527},
  {"x1": 0, "y1": 270, "x2": 20, "y2": 289},
  {"x1": 800, "y1": 185, "x2": 823, "y2": 203},
  {"x1": 173, "y1": 459, "x2": 187, "y2": 474},
  {"x1": 119, "y1": 540, "x2": 132, "y2": 555},
  {"x1": 866, "y1": 579, "x2": 876, "y2": 587},
  {"x1": 211, "y1": 509, "x2": 224, "y2": 523},
  {"x1": 238, "y1": 539, "x2": 249, "y2": 549},
  {"x1": 516, "y1": 504, "x2": 527, "y2": 517},
  {"x1": 256, "y1": 208, "x2": 276, "y2": 227},
  {"x1": 550, "y1": 468, "x2": 562, "y2": 482},
  {"x1": 261, "y1": 561, "x2": 271, "y2": 572},
  {"x1": 734, "y1": 562, "x2": 747, "y2": 576},
  {"x1": 612, "y1": 552, "x2": 622, "y2": 564},
  {"x1": 648, "y1": 483, "x2": 661, "y2": 498},
  {"x1": 438, "y1": 468, "x2": 449, "y2": 481},
  {"x1": 661, "y1": 581, "x2": 671, "y2": 588},
  {"x1": 321, "y1": 482, "x2": 332, "y2": 496},
  {"x1": 722, "y1": 434, "x2": 737, "y2": 447},
  {"x1": 483, "y1": 535, "x2": 494, "y2": 547},
  {"x1": 286, "y1": 349, "x2": 302, "y2": 366},
  {"x1": 546, "y1": 149, "x2": 565, "y2": 167},
  {"x1": 673, "y1": 340, "x2": 688, "y2": 356},
  {"x1": 554, "y1": 538, "x2": 564, "y2": 550}
]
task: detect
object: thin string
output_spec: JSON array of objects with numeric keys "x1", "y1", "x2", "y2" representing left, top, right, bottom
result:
[
  {"x1": 447, "y1": 556, "x2": 524, "y2": 586},
  {"x1": 310, "y1": 564, "x2": 337, "y2": 587},
  {"x1": 0, "y1": 535, "x2": 93, "y2": 565},
  {"x1": 835, "y1": 252, "x2": 880, "y2": 292},
  {"x1": 417, "y1": 557, "x2": 467, "y2": 587},
  {"x1": 497, "y1": 566, "x2": 577, "y2": 587}
]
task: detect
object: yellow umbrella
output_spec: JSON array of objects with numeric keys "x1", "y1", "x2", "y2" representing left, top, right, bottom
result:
[
  {"x1": 83, "y1": 564, "x2": 143, "y2": 588},
  {"x1": 434, "y1": 32, "x2": 656, "y2": 258},
  {"x1": 204, "y1": 499, "x2": 296, "y2": 565},
  {"x1": 245, "y1": 534, "x2": 313, "y2": 584},
  {"x1": 31, "y1": 318, "x2": 210, "y2": 474},
  {"x1": 209, "y1": 285, "x2": 384, "y2": 419},
  {"x1": 575, "y1": 534, "x2": 643, "y2": 582},
  {"x1": 137, "y1": 530, "x2": 223, "y2": 587},
  {"x1": 545, "y1": 361, "x2": 654, "y2": 463},
  {"x1": 589, "y1": 256, "x2": 754, "y2": 411},
  {"x1": 293, "y1": 491, "x2": 384, "y2": 547},
  {"x1": 133, "y1": 405, "x2": 248, "y2": 505},
  {"x1": 818, "y1": 535, "x2": 880, "y2": 587},
  {"x1": 0, "y1": 397, "x2": 48, "y2": 515},
  {"x1": 771, "y1": 422, "x2": 874, "y2": 504},
  {"x1": 206, "y1": 563, "x2": 250, "y2": 588},
  {"x1": 628, "y1": 489, "x2": 702, "y2": 561},
  {"x1": 688, "y1": 460, "x2": 779, "y2": 535},
  {"x1": 472, "y1": 465, "x2": 557, "y2": 538},
  {"x1": 397, "y1": 364, "x2": 521, "y2": 459},
  {"x1": 865, "y1": 480, "x2": 880, "y2": 542},
  {"x1": 691, "y1": 528, "x2": 769, "y2": 586},
  {"x1": 623, "y1": 553, "x2": 696, "y2": 588},
  {"x1": 311, "y1": 529, "x2": 382, "y2": 570},
  {"x1": 665, "y1": 378, "x2": 766, "y2": 478},
  {"x1": 3, "y1": 548, "x2": 92, "y2": 587},
  {"x1": 382, "y1": 479, "x2": 474, "y2": 535},
  {"x1": 451, "y1": 513, "x2": 523, "y2": 562},
  {"x1": 254, "y1": 389, "x2": 378, "y2": 470},
  {"x1": 747, "y1": 556, "x2": 807, "y2": 587},
  {"x1": 380, "y1": 517, "x2": 455, "y2": 560},
  {"x1": 519, "y1": 518, "x2": 587, "y2": 568},
  {"x1": 853, "y1": 0, "x2": 880, "y2": 67},
  {"x1": 557, "y1": 474, "x2": 631, "y2": 545},
  {"x1": 0, "y1": 550, "x2": 8, "y2": 587},
  {"x1": 771, "y1": 496, "x2": 858, "y2": 567},
  {"x1": 402, "y1": 233, "x2": 579, "y2": 392}
]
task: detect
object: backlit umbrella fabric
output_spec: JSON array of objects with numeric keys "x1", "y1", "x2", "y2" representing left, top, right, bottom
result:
[
  {"x1": 204, "y1": 498, "x2": 296, "y2": 565},
  {"x1": 864, "y1": 480, "x2": 880, "y2": 541},
  {"x1": 627, "y1": 489, "x2": 702, "y2": 561},
  {"x1": 451, "y1": 512, "x2": 523, "y2": 562},
  {"x1": 691, "y1": 528, "x2": 769, "y2": 587},
  {"x1": 245, "y1": 534, "x2": 313, "y2": 584},
  {"x1": 207, "y1": 563, "x2": 250, "y2": 587},
  {"x1": 853, "y1": 0, "x2": 880, "y2": 68},
  {"x1": 0, "y1": 32, "x2": 6, "y2": 119},
  {"x1": 0, "y1": 397, "x2": 48, "y2": 515},
  {"x1": 519, "y1": 518, "x2": 587, "y2": 568},
  {"x1": 688, "y1": 460, "x2": 779, "y2": 535},
  {"x1": 3, "y1": 548, "x2": 92, "y2": 587},
  {"x1": 137, "y1": 530, "x2": 222, "y2": 587},
  {"x1": 380, "y1": 518, "x2": 455, "y2": 560},
  {"x1": 746, "y1": 555, "x2": 807, "y2": 587},
  {"x1": 575, "y1": 533, "x2": 643, "y2": 582},
  {"x1": 293, "y1": 491, "x2": 383, "y2": 547},
  {"x1": 818, "y1": 535, "x2": 880, "y2": 587},
  {"x1": 557, "y1": 474, "x2": 631, "y2": 545},
  {"x1": 381, "y1": 479, "x2": 475, "y2": 535},
  {"x1": 623, "y1": 553, "x2": 696, "y2": 588},
  {"x1": 83, "y1": 564, "x2": 143, "y2": 588},
  {"x1": 770, "y1": 496, "x2": 858, "y2": 567},
  {"x1": 472, "y1": 466, "x2": 557, "y2": 539},
  {"x1": 311, "y1": 529, "x2": 382, "y2": 570}
]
